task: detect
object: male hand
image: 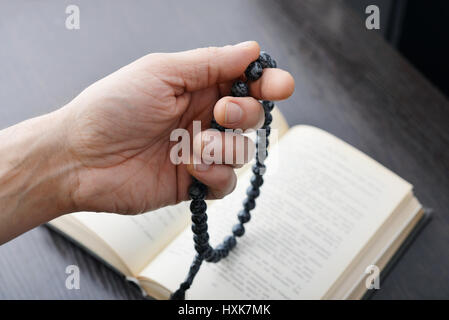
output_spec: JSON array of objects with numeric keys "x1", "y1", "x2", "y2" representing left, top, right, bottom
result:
[{"x1": 57, "y1": 41, "x2": 294, "y2": 214}]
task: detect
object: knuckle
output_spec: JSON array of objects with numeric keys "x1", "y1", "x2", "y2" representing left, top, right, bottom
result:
[
  {"x1": 205, "y1": 46, "x2": 220, "y2": 57},
  {"x1": 204, "y1": 46, "x2": 221, "y2": 85}
]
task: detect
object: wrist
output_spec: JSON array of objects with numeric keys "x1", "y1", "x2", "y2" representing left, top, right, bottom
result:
[
  {"x1": 43, "y1": 107, "x2": 80, "y2": 214},
  {"x1": 0, "y1": 108, "x2": 79, "y2": 242}
]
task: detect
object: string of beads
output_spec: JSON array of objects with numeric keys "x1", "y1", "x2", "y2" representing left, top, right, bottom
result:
[{"x1": 171, "y1": 51, "x2": 277, "y2": 300}]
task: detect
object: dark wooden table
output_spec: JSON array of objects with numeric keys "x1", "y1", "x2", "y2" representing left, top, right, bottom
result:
[{"x1": 1, "y1": 0, "x2": 448, "y2": 299}]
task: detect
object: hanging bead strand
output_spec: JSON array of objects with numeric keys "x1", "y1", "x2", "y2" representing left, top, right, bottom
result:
[{"x1": 171, "y1": 51, "x2": 277, "y2": 300}]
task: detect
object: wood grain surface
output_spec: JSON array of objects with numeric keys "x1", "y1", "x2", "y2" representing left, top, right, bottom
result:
[{"x1": 0, "y1": 0, "x2": 448, "y2": 299}]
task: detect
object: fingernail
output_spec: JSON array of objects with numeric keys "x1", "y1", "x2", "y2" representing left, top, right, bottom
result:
[
  {"x1": 194, "y1": 162, "x2": 210, "y2": 172},
  {"x1": 235, "y1": 41, "x2": 254, "y2": 48},
  {"x1": 224, "y1": 102, "x2": 243, "y2": 124}
]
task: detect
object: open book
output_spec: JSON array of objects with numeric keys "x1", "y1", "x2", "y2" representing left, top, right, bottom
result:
[{"x1": 48, "y1": 108, "x2": 424, "y2": 300}]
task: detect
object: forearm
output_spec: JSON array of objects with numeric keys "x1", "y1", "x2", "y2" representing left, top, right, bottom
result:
[{"x1": 0, "y1": 109, "x2": 77, "y2": 243}]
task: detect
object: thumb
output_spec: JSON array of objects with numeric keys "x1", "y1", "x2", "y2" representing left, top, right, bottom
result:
[{"x1": 164, "y1": 41, "x2": 260, "y2": 92}]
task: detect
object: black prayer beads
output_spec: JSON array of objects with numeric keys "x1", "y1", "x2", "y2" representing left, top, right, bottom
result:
[
  {"x1": 230, "y1": 80, "x2": 249, "y2": 97},
  {"x1": 171, "y1": 51, "x2": 277, "y2": 300}
]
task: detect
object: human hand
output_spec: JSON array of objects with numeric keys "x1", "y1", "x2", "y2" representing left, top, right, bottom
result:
[{"x1": 60, "y1": 41, "x2": 295, "y2": 214}]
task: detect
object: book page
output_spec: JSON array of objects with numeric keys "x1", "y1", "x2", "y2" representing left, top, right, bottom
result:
[
  {"x1": 139, "y1": 125, "x2": 412, "y2": 299},
  {"x1": 70, "y1": 203, "x2": 190, "y2": 276}
]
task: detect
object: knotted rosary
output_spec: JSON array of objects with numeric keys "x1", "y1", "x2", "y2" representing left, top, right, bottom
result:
[{"x1": 171, "y1": 52, "x2": 277, "y2": 300}]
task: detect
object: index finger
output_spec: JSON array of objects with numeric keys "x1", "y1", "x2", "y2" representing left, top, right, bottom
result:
[{"x1": 163, "y1": 41, "x2": 260, "y2": 92}]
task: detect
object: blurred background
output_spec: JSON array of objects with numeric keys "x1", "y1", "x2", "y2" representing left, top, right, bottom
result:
[
  {"x1": 1, "y1": 0, "x2": 449, "y2": 299},
  {"x1": 347, "y1": 0, "x2": 449, "y2": 97}
]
